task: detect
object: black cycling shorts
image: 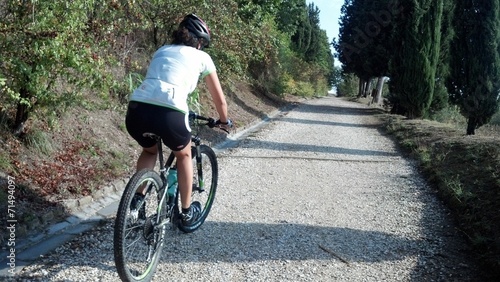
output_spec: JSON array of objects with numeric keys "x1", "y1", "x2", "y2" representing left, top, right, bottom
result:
[{"x1": 125, "y1": 101, "x2": 191, "y2": 151}]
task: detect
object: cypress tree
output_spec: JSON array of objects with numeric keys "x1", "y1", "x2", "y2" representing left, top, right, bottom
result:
[
  {"x1": 389, "y1": 0, "x2": 444, "y2": 118},
  {"x1": 430, "y1": 0, "x2": 455, "y2": 116},
  {"x1": 336, "y1": 0, "x2": 371, "y2": 79},
  {"x1": 304, "y1": 3, "x2": 321, "y2": 62},
  {"x1": 336, "y1": 0, "x2": 397, "y2": 98},
  {"x1": 290, "y1": 1, "x2": 312, "y2": 58},
  {"x1": 447, "y1": 0, "x2": 500, "y2": 135}
]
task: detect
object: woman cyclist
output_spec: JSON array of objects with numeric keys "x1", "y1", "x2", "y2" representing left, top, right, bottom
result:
[{"x1": 125, "y1": 14, "x2": 232, "y2": 227}]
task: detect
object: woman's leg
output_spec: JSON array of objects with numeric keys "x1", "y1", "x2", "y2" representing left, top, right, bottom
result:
[
  {"x1": 173, "y1": 141, "x2": 193, "y2": 210},
  {"x1": 135, "y1": 145, "x2": 158, "y2": 195},
  {"x1": 136, "y1": 145, "x2": 158, "y2": 171}
]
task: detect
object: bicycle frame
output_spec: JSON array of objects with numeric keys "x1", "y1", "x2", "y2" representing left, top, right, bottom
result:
[
  {"x1": 142, "y1": 132, "x2": 206, "y2": 229},
  {"x1": 114, "y1": 112, "x2": 224, "y2": 282}
]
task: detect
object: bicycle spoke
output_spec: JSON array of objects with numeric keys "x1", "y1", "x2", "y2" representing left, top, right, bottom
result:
[{"x1": 125, "y1": 237, "x2": 142, "y2": 257}]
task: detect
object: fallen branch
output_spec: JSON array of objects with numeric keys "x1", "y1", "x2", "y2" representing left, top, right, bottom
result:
[{"x1": 319, "y1": 244, "x2": 350, "y2": 266}]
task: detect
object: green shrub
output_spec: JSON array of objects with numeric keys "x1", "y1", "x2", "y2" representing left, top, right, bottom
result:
[
  {"x1": 24, "y1": 130, "x2": 53, "y2": 156},
  {"x1": 0, "y1": 150, "x2": 12, "y2": 172},
  {"x1": 491, "y1": 110, "x2": 500, "y2": 126},
  {"x1": 430, "y1": 104, "x2": 466, "y2": 127},
  {"x1": 188, "y1": 89, "x2": 202, "y2": 113},
  {"x1": 337, "y1": 73, "x2": 359, "y2": 97},
  {"x1": 294, "y1": 81, "x2": 315, "y2": 97}
]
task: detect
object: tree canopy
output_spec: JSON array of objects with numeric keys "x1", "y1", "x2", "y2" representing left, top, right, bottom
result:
[
  {"x1": 447, "y1": 0, "x2": 500, "y2": 135},
  {"x1": 0, "y1": 0, "x2": 334, "y2": 134},
  {"x1": 389, "y1": 0, "x2": 445, "y2": 118},
  {"x1": 336, "y1": 0, "x2": 499, "y2": 133}
]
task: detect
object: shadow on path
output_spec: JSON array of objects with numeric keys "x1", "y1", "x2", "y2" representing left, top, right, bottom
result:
[
  {"x1": 278, "y1": 117, "x2": 381, "y2": 129},
  {"x1": 11, "y1": 220, "x2": 422, "y2": 281},
  {"x1": 236, "y1": 139, "x2": 399, "y2": 157},
  {"x1": 294, "y1": 102, "x2": 385, "y2": 116},
  {"x1": 162, "y1": 221, "x2": 421, "y2": 264}
]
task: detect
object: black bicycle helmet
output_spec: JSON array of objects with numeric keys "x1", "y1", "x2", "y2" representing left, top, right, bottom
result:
[{"x1": 180, "y1": 14, "x2": 211, "y2": 48}]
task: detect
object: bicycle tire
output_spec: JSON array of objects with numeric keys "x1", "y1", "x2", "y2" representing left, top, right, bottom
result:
[
  {"x1": 114, "y1": 169, "x2": 165, "y2": 282},
  {"x1": 178, "y1": 144, "x2": 218, "y2": 233}
]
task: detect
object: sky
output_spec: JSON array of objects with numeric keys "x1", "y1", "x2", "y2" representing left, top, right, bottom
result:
[{"x1": 307, "y1": 0, "x2": 343, "y2": 64}]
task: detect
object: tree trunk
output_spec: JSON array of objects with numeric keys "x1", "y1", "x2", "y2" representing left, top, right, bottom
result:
[
  {"x1": 372, "y1": 76, "x2": 386, "y2": 105},
  {"x1": 13, "y1": 87, "x2": 30, "y2": 136},
  {"x1": 466, "y1": 118, "x2": 477, "y2": 135},
  {"x1": 364, "y1": 78, "x2": 373, "y2": 98},
  {"x1": 358, "y1": 78, "x2": 366, "y2": 98}
]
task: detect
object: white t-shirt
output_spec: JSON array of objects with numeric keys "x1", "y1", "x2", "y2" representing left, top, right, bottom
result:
[{"x1": 129, "y1": 45, "x2": 216, "y2": 113}]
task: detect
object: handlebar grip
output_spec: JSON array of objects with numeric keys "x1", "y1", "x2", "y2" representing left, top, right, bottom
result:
[{"x1": 216, "y1": 119, "x2": 233, "y2": 128}]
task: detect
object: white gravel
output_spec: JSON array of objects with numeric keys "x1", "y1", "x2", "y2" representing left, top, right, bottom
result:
[{"x1": 12, "y1": 96, "x2": 480, "y2": 281}]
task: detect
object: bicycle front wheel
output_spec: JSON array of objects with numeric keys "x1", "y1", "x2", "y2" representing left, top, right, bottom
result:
[
  {"x1": 114, "y1": 169, "x2": 165, "y2": 282},
  {"x1": 178, "y1": 144, "x2": 218, "y2": 233}
]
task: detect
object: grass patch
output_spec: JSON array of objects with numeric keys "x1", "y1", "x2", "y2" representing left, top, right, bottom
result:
[
  {"x1": 490, "y1": 110, "x2": 500, "y2": 125},
  {"x1": 380, "y1": 114, "x2": 500, "y2": 278},
  {"x1": 24, "y1": 129, "x2": 54, "y2": 156},
  {"x1": 0, "y1": 150, "x2": 13, "y2": 172},
  {"x1": 101, "y1": 148, "x2": 129, "y2": 177}
]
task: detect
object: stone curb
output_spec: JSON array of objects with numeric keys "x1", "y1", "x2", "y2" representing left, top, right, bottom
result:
[{"x1": 0, "y1": 178, "x2": 127, "y2": 277}]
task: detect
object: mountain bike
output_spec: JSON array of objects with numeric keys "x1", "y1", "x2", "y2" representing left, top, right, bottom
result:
[{"x1": 113, "y1": 112, "x2": 229, "y2": 282}]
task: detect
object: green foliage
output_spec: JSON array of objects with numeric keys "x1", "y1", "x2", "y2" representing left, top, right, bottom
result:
[
  {"x1": 24, "y1": 129, "x2": 53, "y2": 155},
  {"x1": 188, "y1": 89, "x2": 202, "y2": 114},
  {"x1": 238, "y1": 3, "x2": 332, "y2": 97},
  {"x1": 295, "y1": 3, "x2": 333, "y2": 91},
  {"x1": 236, "y1": 0, "x2": 283, "y2": 22},
  {"x1": 282, "y1": 77, "x2": 314, "y2": 97},
  {"x1": 330, "y1": 66, "x2": 343, "y2": 92},
  {"x1": 447, "y1": 0, "x2": 500, "y2": 135},
  {"x1": 257, "y1": 31, "x2": 298, "y2": 96},
  {"x1": 0, "y1": 0, "x2": 118, "y2": 130},
  {"x1": 291, "y1": 2, "x2": 313, "y2": 58},
  {"x1": 276, "y1": 0, "x2": 305, "y2": 35},
  {"x1": 0, "y1": 0, "x2": 334, "y2": 133},
  {"x1": 337, "y1": 73, "x2": 359, "y2": 97},
  {"x1": 203, "y1": 0, "x2": 266, "y2": 80},
  {"x1": 491, "y1": 110, "x2": 500, "y2": 126},
  {"x1": 108, "y1": 72, "x2": 145, "y2": 104},
  {"x1": 280, "y1": 1, "x2": 334, "y2": 90},
  {"x1": 429, "y1": 104, "x2": 466, "y2": 126},
  {"x1": 430, "y1": 0, "x2": 455, "y2": 116},
  {"x1": 294, "y1": 81, "x2": 316, "y2": 97},
  {"x1": 337, "y1": 0, "x2": 456, "y2": 119},
  {"x1": 0, "y1": 150, "x2": 13, "y2": 172},
  {"x1": 335, "y1": 0, "x2": 394, "y2": 79},
  {"x1": 389, "y1": 0, "x2": 445, "y2": 118}
]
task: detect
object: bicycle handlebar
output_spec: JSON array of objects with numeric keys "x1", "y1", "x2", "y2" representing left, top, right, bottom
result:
[{"x1": 189, "y1": 111, "x2": 231, "y2": 133}]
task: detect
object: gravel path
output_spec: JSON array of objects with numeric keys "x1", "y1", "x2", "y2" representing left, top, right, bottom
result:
[{"x1": 11, "y1": 96, "x2": 480, "y2": 281}]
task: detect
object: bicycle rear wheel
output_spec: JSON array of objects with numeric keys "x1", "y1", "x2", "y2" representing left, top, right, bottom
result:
[
  {"x1": 114, "y1": 169, "x2": 165, "y2": 282},
  {"x1": 178, "y1": 144, "x2": 218, "y2": 233}
]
